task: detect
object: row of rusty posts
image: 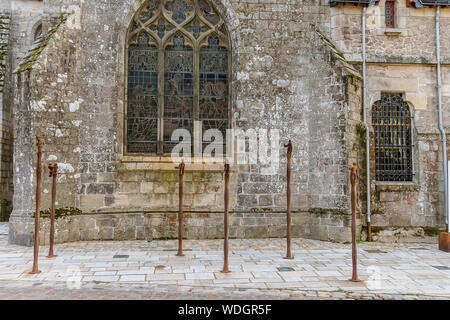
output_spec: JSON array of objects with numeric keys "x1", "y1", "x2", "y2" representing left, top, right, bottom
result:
[
  {"x1": 284, "y1": 140, "x2": 293, "y2": 260},
  {"x1": 33, "y1": 136, "x2": 360, "y2": 280},
  {"x1": 175, "y1": 159, "x2": 232, "y2": 273},
  {"x1": 176, "y1": 161, "x2": 185, "y2": 257},
  {"x1": 222, "y1": 163, "x2": 230, "y2": 273},
  {"x1": 349, "y1": 162, "x2": 361, "y2": 282},
  {"x1": 283, "y1": 143, "x2": 360, "y2": 281},
  {"x1": 174, "y1": 143, "x2": 360, "y2": 281},
  {"x1": 174, "y1": 160, "x2": 231, "y2": 273},
  {"x1": 30, "y1": 136, "x2": 59, "y2": 274}
]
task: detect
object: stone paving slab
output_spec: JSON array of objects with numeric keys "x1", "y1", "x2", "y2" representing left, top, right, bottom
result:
[
  {"x1": 0, "y1": 233, "x2": 450, "y2": 299},
  {"x1": 0, "y1": 223, "x2": 8, "y2": 235},
  {"x1": 0, "y1": 280, "x2": 448, "y2": 300}
]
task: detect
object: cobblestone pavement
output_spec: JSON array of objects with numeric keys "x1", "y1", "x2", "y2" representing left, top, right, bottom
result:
[{"x1": 1, "y1": 223, "x2": 450, "y2": 300}]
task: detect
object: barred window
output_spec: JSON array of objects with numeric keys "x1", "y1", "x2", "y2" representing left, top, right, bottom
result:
[
  {"x1": 126, "y1": 0, "x2": 229, "y2": 155},
  {"x1": 372, "y1": 93, "x2": 413, "y2": 182},
  {"x1": 385, "y1": 1, "x2": 395, "y2": 28}
]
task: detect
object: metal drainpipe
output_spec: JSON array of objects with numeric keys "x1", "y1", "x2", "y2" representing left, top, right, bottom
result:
[
  {"x1": 362, "y1": 5, "x2": 371, "y2": 240},
  {"x1": 436, "y1": 6, "x2": 449, "y2": 232}
]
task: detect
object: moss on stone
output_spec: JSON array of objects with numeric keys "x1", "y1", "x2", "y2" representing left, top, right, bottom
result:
[
  {"x1": 250, "y1": 207, "x2": 274, "y2": 213},
  {"x1": 14, "y1": 13, "x2": 70, "y2": 74},
  {"x1": 0, "y1": 199, "x2": 11, "y2": 222},
  {"x1": 356, "y1": 121, "x2": 366, "y2": 138},
  {"x1": 368, "y1": 225, "x2": 443, "y2": 237},
  {"x1": 422, "y1": 226, "x2": 443, "y2": 236},
  {"x1": 310, "y1": 23, "x2": 362, "y2": 80},
  {"x1": 371, "y1": 208, "x2": 385, "y2": 215},
  {"x1": 370, "y1": 226, "x2": 385, "y2": 234},
  {"x1": 37, "y1": 207, "x2": 83, "y2": 219},
  {"x1": 310, "y1": 208, "x2": 347, "y2": 215}
]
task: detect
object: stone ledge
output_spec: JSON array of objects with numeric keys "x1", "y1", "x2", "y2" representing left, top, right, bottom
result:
[
  {"x1": 375, "y1": 181, "x2": 420, "y2": 192},
  {"x1": 384, "y1": 28, "x2": 402, "y2": 35},
  {"x1": 118, "y1": 161, "x2": 229, "y2": 172},
  {"x1": 344, "y1": 53, "x2": 450, "y2": 65},
  {"x1": 31, "y1": 207, "x2": 350, "y2": 215},
  {"x1": 8, "y1": 211, "x2": 354, "y2": 246},
  {"x1": 361, "y1": 225, "x2": 445, "y2": 243}
]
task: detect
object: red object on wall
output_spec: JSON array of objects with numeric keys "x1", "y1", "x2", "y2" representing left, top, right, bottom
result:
[
  {"x1": 439, "y1": 232, "x2": 450, "y2": 252},
  {"x1": 385, "y1": 1, "x2": 395, "y2": 28}
]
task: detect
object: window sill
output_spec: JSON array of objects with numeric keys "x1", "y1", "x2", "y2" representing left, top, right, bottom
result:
[
  {"x1": 384, "y1": 28, "x2": 402, "y2": 36},
  {"x1": 375, "y1": 181, "x2": 419, "y2": 192},
  {"x1": 119, "y1": 156, "x2": 231, "y2": 172}
]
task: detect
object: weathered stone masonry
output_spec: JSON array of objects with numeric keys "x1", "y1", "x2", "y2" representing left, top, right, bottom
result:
[
  {"x1": 4, "y1": 0, "x2": 449, "y2": 245},
  {"x1": 6, "y1": 0, "x2": 365, "y2": 245},
  {"x1": 331, "y1": 2, "x2": 450, "y2": 241},
  {"x1": 0, "y1": 10, "x2": 12, "y2": 222}
]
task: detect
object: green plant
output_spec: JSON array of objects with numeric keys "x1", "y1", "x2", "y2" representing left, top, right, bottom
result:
[
  {"x1": 356, "y1": 122, "x2": 366, "y2": 137},
  {"x1": 36, "y1": 207, "x2": 83, "y2": 219}
]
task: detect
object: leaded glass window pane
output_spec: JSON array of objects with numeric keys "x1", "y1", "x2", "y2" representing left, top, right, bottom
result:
[
  {"x1": 127, "y1": 34, "x2": 158, "y2": 153},
  {"x1": 200, "y1": 36, "x2": 228, "y2": 153},
  {"x1": 126, "y1": 0, "x2": 229, "y2": 155},
  {"x1": 164, "y1": 35, "x2": 193, "y2": 153},
  {"x1": 372, "y1": 93, "x2": 413, "y2": 182},
  {"x1": 198, "y1": 0, "x2": 220, "y2": 25},
  {"x1": 165, "y1": 0, "x2": 194, "y2": 24}
]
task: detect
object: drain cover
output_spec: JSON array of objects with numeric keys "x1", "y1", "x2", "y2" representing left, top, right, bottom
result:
[
  {"x1": 410, "y1": 247, "x2": 429, "y2": 251},
  {"x1": 432, "y1": 265, "x2": 450, "y2": 270},
  {"x1": 277, "y1": 267, "x2": 294, "y2": 272},
  {"x1": 155, "y1": 265, "x2": 166, "y2": 269},
  {"x1": 32, "y1": 282, "x2": 43, "y2": 286},
  {"x1": 113, "y1": 255, "x2": 129, "y2": 259},
  {"x1": 364, "y1": 249, "x2": 387, "y2": 253},
  {"x1": 163, "y1": 249, "x2": 193, "y2": 251}
]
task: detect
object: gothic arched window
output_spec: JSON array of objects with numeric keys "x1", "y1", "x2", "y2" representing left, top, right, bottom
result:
[
  {"x1": 372, "y1": 93, "x2": 413, "y2": 182},
  {"x1": 126, "y1": 0, "x2": 230, "y2": 155}
]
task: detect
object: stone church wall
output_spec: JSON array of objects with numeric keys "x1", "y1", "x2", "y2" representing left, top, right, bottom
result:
[
  {"x1": 8, "y1": 0, "x2": 363, "y2": 245},
  {"x1": 331, "y1": 1, "x2": 450, "y2": 241}
]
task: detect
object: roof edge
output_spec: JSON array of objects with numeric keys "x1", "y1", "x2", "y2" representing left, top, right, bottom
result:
[
  {"x1": 14, "y1": 13, "x2": 70, "y2": 74},
  {"x1": 330, "y1": 0, "x2": 450, "y2": 7},
  {"x1": 310, "y1": 23, "x2": 362, "y2": 80}
]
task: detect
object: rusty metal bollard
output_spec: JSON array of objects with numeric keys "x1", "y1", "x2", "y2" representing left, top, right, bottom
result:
[
  {"x1": 284, "y1": 140, "x2": 294, "y2": 259},
  {"x1": 349, "y1": 162, "x2": 361, "y2": 282},
  {"x1": 30, "y1": 136, "x2": 42, "y2": 274},
  {"x1": 221, "y1": 163, "x2": 231, "y2": 273},
  {"x1": 47, "y1": 163, "x2": 58, "y2": 259},
  {"x1": 176, "y1": 161, "x2": 185, "y2": 257}
]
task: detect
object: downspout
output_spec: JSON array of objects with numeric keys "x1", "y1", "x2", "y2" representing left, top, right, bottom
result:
[
  {"x1": 362, "y1": 5, "x2": 372, "y2": 241},
  {"x1": 435, "y1": 6, "x2": 449, "y2": 232}
]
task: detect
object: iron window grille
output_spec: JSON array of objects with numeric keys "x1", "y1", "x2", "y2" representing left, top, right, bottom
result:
[
  {"x1": 372, "y1": 93, "x2": 413, "y2": 182},
  {"x1": 408, "y1": 0, "x2": 450, "y2": 7},
  {"x1": 329, "y1": 0, "x2": 379, "y2": 6},
  {"x1": 126, "y1": 0, "x2": 230, "y2": 155}
]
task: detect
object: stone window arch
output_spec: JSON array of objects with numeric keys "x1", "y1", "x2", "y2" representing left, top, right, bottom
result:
[
  {"x1": 34, "y1": 22, "x2": 42, "y2": 41},
  {"x1": 126, "y1": 0, "x2": 230, "y2": 155},
  {"x1": 28, "y1": 19, "x2": 43, "y2": 45},
  {"x1": 372, "y1": 93, "x2": 413, "y2": 182}
]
